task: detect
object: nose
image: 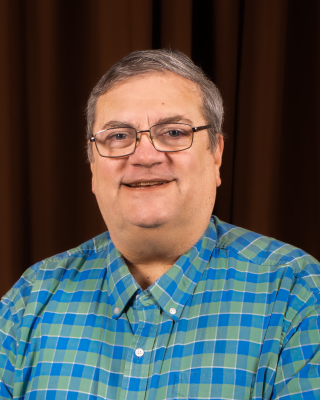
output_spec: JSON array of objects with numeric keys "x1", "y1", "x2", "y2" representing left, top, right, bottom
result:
[{"x1": 130, "y1": 130, "x2": 163, "y2": 166}]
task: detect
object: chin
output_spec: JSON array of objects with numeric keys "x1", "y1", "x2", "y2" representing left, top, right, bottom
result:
[
  {"x1": 129, "y1": 215, "x2": 168, "y2": 229},
  {"x1": 123, "y1": 206, "x2": 173, "y2": 230},
  {"x1": 134, "y1": 221, "x2": 164, "y2": 229},
  {"x1": 128, "y1": 214, "x2": 170, "y2": 230}
]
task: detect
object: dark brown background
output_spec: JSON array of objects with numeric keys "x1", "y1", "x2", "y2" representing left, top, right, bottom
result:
[{"x1": 1, "y1": 0, "x2": 319, "y2": 297}]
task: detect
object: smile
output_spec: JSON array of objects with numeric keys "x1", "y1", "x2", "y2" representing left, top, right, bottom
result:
[{"x1": 123, "y1": 181, "x2": 171, "y2": 188}]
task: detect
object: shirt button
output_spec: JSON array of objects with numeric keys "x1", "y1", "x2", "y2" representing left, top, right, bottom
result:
[
  {"x1": 135, "y1": 348, "x2": 144, "y2": 357},
  {"x1": 114, "y1": 307, "x2": 120, "y2": 314},
  {"x1": 169, "y1": 308, "x2": 177, "y2": 315}
]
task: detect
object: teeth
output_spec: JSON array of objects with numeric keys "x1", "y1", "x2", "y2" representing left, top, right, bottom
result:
[{"x1": 129, "y1": 181, "x2": 165, "y2": 187}]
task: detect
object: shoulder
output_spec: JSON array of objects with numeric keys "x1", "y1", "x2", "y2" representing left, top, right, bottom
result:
[
  {"x1": 0, "y1": 232, "x2": 113, "y2": 319},
  {"x1": 212, "y1": 216, "x2": 320, "y2": 295}
]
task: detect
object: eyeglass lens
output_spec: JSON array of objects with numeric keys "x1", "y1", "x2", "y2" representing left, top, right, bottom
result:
[{"x1": 94, "y1": 123, "x2": 193, "y2": 157}]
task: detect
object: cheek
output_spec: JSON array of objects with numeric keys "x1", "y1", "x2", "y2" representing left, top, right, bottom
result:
[
  {"x1": 183, "y1": 151, "x2": 215, "y2": 185},
  {"x1": 92, "y1": 161, "x2": 121, "y2": 199},
  {"x1": 193, "y1": 158, "x2": 217, "y2": 202}
]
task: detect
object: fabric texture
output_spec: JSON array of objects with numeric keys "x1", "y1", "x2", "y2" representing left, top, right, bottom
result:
[{"x1": 0, "y1": 216, "x2": 319, "y2": 400}]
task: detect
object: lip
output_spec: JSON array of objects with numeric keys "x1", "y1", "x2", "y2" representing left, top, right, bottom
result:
[{"x1": 121, "y1": 179, "x2": 174, "y2": 189}]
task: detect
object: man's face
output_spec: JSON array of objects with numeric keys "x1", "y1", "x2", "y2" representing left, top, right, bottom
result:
[{"x1": 91, "y1": 72, "x2": 223, "y2": 235}]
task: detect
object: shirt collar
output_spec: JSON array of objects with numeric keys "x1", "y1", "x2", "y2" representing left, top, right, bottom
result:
[
  {"x1": 106, "y1": 218, "x2": 217, "y2": 321},
  {"x1": 105, "y1": 239, "x2": 140, "y2": 319},
  {"x1": 149, "y1": 219, "x2": 217, "y2": 321}
]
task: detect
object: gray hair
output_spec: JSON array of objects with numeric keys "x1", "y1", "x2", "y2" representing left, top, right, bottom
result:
[{"x1": 86, "y1": 49, "x2": 224, "y2": 162}]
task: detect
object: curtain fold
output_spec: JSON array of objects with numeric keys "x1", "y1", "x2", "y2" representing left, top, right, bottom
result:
[{"x1": 0, "y1": 0, "x2": 319, "y2": 296}]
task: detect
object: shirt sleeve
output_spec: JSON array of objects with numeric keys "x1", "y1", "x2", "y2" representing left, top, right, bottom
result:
[
  {"x1": 272, "y1": 289, "x2": 320, "y2": 399},
  {"x1": 0, "y1": 296, "x2": 18, "y2": 399}
]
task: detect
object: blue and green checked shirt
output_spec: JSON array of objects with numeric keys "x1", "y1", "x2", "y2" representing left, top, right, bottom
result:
[{"x1": 0, "y1": 217, "x2": 320, "y2": 399}]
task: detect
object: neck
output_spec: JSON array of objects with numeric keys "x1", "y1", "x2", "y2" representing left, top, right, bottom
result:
[
  {"x1": 124, "y1": 258, "x2": 176, "y2": 290},
  {"x1": 109, "y1": 218, "x2": 210, "y2": 290}
]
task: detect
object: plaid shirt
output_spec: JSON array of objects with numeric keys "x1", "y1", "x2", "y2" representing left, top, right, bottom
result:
[{"x1": 0, "y1": 217, "x2": 319, "y2": 400}]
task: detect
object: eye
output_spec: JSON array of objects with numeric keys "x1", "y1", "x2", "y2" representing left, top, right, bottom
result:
[
  {"x1": 167, "y1": 129, "x2": 183, "y2": 137},
  {"x1": 109, "y1": 133, "x2": 128, "y2": 141},
  {"x1": 103, "y1": 128, "x2": 135, "y2": 142},
  {"x1": 162, "y1": 128, "x2": 189, "y2": 138},
  {"x1": 97, "y1": 131, "x2": 128, "y2": 144}
]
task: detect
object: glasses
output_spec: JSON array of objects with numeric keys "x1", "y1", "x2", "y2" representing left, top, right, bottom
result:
[{"x1": 90, "y1": 123, "x2": 211, "y2": 158}]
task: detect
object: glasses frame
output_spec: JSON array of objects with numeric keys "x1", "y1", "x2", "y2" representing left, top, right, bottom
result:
[{"x1": 90, "y1": 123, "x2": 212, "y2": 158}]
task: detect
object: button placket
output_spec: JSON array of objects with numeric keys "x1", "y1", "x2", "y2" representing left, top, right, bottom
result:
[{"x1": 120, "y1": 298, "x2": 161, "y2": 400}]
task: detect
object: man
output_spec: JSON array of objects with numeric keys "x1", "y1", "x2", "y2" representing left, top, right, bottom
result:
[{"x1": 0, "y1": 50, "x2": 319, "y2": 400}]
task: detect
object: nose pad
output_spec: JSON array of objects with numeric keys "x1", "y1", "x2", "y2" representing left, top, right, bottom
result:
[{"x1": 136, "y1": 130, "x2": 154, "y2": 147}]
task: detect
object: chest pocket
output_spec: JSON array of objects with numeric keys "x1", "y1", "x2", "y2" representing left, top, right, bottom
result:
[{"x1": 174, "y1": 369, "x2": 256, "y2": 399}]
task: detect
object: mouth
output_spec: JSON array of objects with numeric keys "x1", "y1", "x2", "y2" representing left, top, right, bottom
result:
[{"x1": 123, "y1": 180, "x2": 172, "y2": 188}]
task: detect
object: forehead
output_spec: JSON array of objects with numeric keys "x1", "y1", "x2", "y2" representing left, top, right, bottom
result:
[{"x1": 94, "y1": 72, "x2": 204, "y2": 130}]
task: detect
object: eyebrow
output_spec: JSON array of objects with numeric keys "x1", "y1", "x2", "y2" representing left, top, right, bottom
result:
[
  {"x1": 99, "y1": 115, "x2": 194, "y2": 131},
  {"x1": 155, "y1": 115, "x2": 193, "y2": 125}
]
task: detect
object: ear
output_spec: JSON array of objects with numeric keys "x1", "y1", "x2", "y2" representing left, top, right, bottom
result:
[
  {"x1": 90, "y1": 162, "x2": 95, "y2": 194},
  {"x1": 213, "y1": 134, "x2": 224, "y2": 187}
]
